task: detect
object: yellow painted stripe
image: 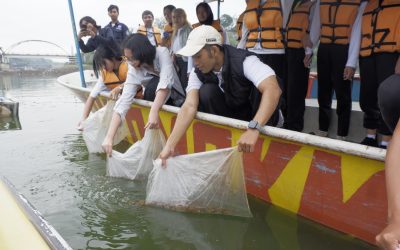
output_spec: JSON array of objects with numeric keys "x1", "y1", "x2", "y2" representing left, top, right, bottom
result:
[
  {"x1": 341, "y1": 155, "x2": 384, "y2": 203},
  {"x1": 268, "y1": 146, "x2": 314, "y2": 213},
  {"x1": 186, "y1": 122, "x2": 195, "y2": 154},
  {"x1": 130, "y1": 120, "x2": 142, "y2": 141},
  {"x1": 159, "y1": 111, "x2": 174, "y2": 137},
  {"x1": 260, "y1": 135, "x2": 272, "y2": 162},
  {"x1": 205, "y1": 143, "x2": 217, "y2": 151},
  {"x1": 0, "y1": 182, "x2": 50, "y2": 250}
]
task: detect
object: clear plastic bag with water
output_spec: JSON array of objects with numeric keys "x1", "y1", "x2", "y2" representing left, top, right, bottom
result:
[
  {"x1": 146, "y1": 147, "x2": 252, "y2": 218},
  {"x1": 82, "y1": 101, "x2": 129, "y2": 153},
  {"x1": 107, "y1": 128, "x2": 166, "y2": 180}
]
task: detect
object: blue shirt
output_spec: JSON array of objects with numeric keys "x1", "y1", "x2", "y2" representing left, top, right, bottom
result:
[{"x1": 104, "y1": 21, "x2": 129, "y2": 47}]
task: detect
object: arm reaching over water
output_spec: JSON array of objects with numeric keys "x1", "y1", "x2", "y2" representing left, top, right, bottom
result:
[
  {"x1": 237, "y1": 75, "x2": 281, "y2": 153},
  {"x1": 376, "y1": 120, "x2": 400, "y2": 250},
  {"x1": 159, "y1": 90, "x2": 199, "y2": 166}
]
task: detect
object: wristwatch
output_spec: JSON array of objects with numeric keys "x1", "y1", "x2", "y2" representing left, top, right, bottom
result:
[{"x1": 248, "y1": 120, "x2": 263, "y2": 132}]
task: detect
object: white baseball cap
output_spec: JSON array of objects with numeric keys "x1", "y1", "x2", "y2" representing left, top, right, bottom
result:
[{"x1": 177, "y1": 25, "x2": 222, "y2": 57}]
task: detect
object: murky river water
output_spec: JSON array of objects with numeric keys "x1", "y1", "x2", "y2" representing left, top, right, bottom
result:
[{"x1": 0, "y1": 72, "x2": 377, "y2": 250}]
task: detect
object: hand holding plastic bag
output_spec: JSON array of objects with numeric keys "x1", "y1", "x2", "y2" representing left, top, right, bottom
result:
[
  {"x1": 82, "y1": 101, "x2": 129, "y2": 153},
  {"x1": 107, "y1": 129, "x2": 166, "y2": 180},
  {"x1": 146, "y1": 147, "x2": 252, "y2": 218}
]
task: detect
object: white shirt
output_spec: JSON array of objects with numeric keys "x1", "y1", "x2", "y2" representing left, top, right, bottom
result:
[
  {"x1": 308, "y1": 1, "x2": 367, "y2": 68},
  {"x1": 146, "y1": 27, "x2": 157, "y2": 46},
  {"x1": 237, "y1": 0, "x2": 294, "y2": 54},
  {"x1": 171, "y1": 28, "x2": 183, "y2": 54},
  {"x1": 186, "y1": 55, "x2": 276, "y2": 93},
  {"x1": 114, "y1": 47, "x2": 182, "y2": 118},
  {"x1": 89, "y1": 75, "x2": 109, "y2": 98}
]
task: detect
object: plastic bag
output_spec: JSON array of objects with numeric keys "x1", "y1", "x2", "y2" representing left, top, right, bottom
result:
[
  {"x1": 107, "y1": 129, "x2": 166, "y2": 180},
  {"x1": 82, "y1": 101, "x2": 129, "y2": 153},
  {"x1": 145, "y1": 147, "x2": 252, "y2": 218}
]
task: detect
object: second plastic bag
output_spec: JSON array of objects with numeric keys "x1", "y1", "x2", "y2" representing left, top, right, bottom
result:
[
  {"x1": 82, "y1": 101, "x2": 129, "y2": 153},
  {"x1": 145, "y1": 147, "x2": 252, "y2": 218},
  {"x1": 107, "y1": 128, "x2": 166, "y2": 180}
]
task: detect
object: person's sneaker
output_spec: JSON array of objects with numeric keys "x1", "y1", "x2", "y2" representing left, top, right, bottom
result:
[{"x1": 360, "y1": 137, "x2": 378, "y2": 147}]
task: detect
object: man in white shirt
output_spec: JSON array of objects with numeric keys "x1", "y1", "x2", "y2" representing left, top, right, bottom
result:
[{"x1": 158, "y1": 25, "x2": 282, "y2": 165}]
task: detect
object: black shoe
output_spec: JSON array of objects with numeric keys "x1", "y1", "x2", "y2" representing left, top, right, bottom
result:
[
  {"x1": 379, "y1": 144, "x2": 387, "y2": 150},
  {"x1": 360, "y1": 137, "x2": 378, "y2": 147}
]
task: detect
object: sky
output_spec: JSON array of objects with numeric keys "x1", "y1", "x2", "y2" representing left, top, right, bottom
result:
[{"x1": 0, "y1": 0, "x2": 246, "y2": 55}]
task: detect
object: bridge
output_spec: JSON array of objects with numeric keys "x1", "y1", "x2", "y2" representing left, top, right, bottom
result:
[{"x1": 0, "y1": 40, "x2": 77, "y2": 65}]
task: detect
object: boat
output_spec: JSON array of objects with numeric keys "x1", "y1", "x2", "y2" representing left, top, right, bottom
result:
[
  {"x1": 58, "y1": 70, "x2": 386, "y2": 246},
  {"x1": 0, "y1": 91, "x2": 19, "y2": 118},
  {"x1": 0, "y1": 176, "x2": 72, "y2": 250}
]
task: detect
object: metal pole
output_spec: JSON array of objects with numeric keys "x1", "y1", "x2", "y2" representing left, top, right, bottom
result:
[
  {"x1": 217, "y1": 0, "x2": 221, "y2": 19},
  {"x1": 67, "y1": 0, "x2": 86, "y2": 88}
]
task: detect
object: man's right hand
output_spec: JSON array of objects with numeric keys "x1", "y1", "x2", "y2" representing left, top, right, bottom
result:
[
  {"x1": 376, "y1": 221, "x2": 400, "y2": 250},
  {"x1": 102, "y1": 137, "x2": 113, "y2": 157},
  {"x1": 159, "y1": 145, "x2": 175, "y2": 167}
]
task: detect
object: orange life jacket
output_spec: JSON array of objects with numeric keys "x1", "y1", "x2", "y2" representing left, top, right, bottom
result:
[
  {"x1": 320, "y1": 0, "x2": 362, "y2": 45},
  {"x1": 162, "y1": 23, "x2": 173, "y2": 48},
  {"x1": 101, "y1": 59, "x2": 128, "y2": 90},
  {"x1": 286, "y1": 0, "x2": 315, "y2": 48},
  {"x1": 243, "y1": 0, "x2": 285, "y2": 49},
  {"x1": 236, "y1": 12, "x2": 245, "y2": 41},
  {"x1": 360, "y1": 0, "x2": 400, "y2": 57},
  {"x1": 192, "y1": 20, "x2": 225, "y2": 43},
  {"x1": 137, "y1": 25, "x2": 162, "y2": 46}
]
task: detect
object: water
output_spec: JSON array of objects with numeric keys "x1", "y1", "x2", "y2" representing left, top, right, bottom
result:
[{"x1": 0, "y1": 72, "x2": 377, "y2": 250}]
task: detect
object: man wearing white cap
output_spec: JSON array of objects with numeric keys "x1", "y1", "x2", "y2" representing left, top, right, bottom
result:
[{"x1": 159, "y1": 25, "x2": 282, "y2": 165}]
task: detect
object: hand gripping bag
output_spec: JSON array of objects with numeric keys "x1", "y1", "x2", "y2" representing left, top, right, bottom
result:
[
  {"x1": 107, "y1": 128, "x2": 166, "y2": 180},
  {"x1": 146, "y1": 147, "x2": 252, "y2": 218},
  {"x1": 82, "y1": 101, "x2": 129, "y2": 153}
]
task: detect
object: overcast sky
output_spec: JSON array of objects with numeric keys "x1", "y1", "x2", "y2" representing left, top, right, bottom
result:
[{"x1": 0, "y1": 0, "x2": 246, "y2": 55}]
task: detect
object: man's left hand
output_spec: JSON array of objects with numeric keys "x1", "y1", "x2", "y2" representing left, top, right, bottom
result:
[{"x1": 237, "y1": 129, "x2": 259, "y2": 153}]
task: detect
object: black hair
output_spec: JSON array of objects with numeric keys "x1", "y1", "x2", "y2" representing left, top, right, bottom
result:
[
  {"x1": 79, "y1": 16, "x2": 101, "y2": 30},
  {"x1": 108, "y1": 4, "x2": 119, "y2": 13},
  {"x1": 142, "y1": 10, "x2": 154, "y2": 19},
  {"x1": 196, "y1": 2, "x2": 214, "y2": 25},
  {"x1": 122, "y1": 33, "x2": 156, "y2": 66},
  {"x1": 203, "y1": 44, "x2": 223, "y2": 57},
  {"x1": 92, "y1": 45, "x2": 122, "y2": 78},
  {"x1": 163, "y1": 5, "x2": 176, "y2": 13}
]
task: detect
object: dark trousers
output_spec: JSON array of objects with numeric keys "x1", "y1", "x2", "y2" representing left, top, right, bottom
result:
[
  {"x1": 257, "y1": 54, "x2": 286, "y2": 108},
  {"x1": 199, "y1": 84, "x2": 253, "y2": 121},
  {"x1": 317, "y1": 43, "x2": 352, "y2": 136},
  {"x1": 378, "y1": 74, "x2": 400, "y2": 133},
  {"x1": 143, "y1": 76, "x2": 159, "y2": 101},
  {"x1": 285, "y1": 48, "x2": 310, "y2": 131},
  {"x1": 175, "y1": 57, "x2": 188, "y2": 90},
  {"x1": 359, "y1": 53, "x2": 398, "y2": 135}
]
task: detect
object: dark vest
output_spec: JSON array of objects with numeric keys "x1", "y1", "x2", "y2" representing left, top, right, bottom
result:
[{"x1": 195, "y1": 45, "x2": 256, "y2": 109}]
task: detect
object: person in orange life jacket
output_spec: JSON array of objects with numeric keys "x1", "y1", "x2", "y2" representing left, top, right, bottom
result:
[
  {"x1": 310, "y1": 0, "x2": 367, "y2": 139},
  {"x1": 161, "y1": 5, "x2": 176, "y2": 49},
  {"x1": 171, "y1": 8, "x2": 192, "y2": 90},
  {"x1": 375, "y1": 74, "x2": 400, "y2": 250},
  {"x1": 104, "y1": 4, "x2": 129, "y2": 48},
  {"x1": 77, "y1": 46, "x2": 128, "y2": 131},
  {"x1": 137, "y1": 10, "x2": 162, "y2": 47},
  {"x1": 358, "y1": 0, "x2": 400, "y2": 149},
  {"x1": 187, "y1": 2, "x2": 230, "y2": 74},
  {"x1": 284, "y1": 0, "x2": 319, "y2": 132},
  {"x1": 78, "y1": 16, "x2": 120, "y2": 56},
  {"x1": 238, "y1": 0, "x2": 294, "y2": 120},
  {"x1": 101, "y1": 34, "x2": 186, "y2": 157},
  {"x1": 158, "y1": 25, "x2": 281, "y2": 166}
]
